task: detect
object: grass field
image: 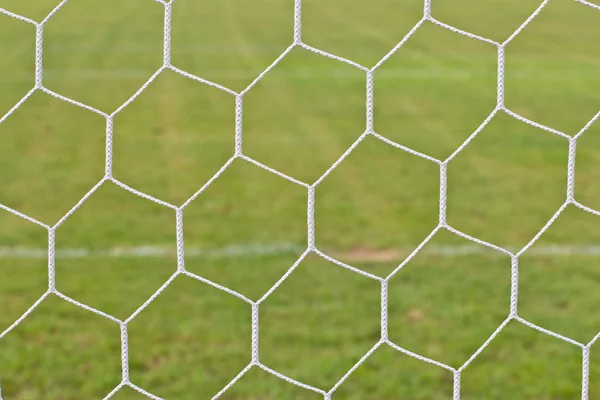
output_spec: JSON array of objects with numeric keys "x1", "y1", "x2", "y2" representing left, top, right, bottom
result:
[{"x1": 2, "y1": 0, "x2": 600, "y2": 398}]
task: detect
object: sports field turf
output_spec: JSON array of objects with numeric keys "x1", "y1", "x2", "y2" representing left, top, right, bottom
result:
[{"x1": 2, "y1": 0, "x2": 600, "y2": 398}]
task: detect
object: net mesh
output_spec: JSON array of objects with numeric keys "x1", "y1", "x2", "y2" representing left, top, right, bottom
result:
[{"x1": 1, "y1": 0, "x2": 600, "y2": 398}]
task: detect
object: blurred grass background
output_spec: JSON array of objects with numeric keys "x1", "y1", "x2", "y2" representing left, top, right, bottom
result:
[{"x1": 1, "y1": 0, "x2": 600, "y2": 398}]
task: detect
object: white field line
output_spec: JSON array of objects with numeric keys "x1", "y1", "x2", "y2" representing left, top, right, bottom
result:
[
  {"x1": 37, "y1": 43, "x2": 600, "y2": 65},
  {"x1": 3, "y1": 66, "x2": 598, "y2": 83},
  {"x1": 2, "y1": 243, "x2": 600, "y2": 261}
]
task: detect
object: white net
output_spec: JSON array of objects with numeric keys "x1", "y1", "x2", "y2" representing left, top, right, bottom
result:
[{"x1": 1, "y1": 0, "x2": 600, "y2": 398}]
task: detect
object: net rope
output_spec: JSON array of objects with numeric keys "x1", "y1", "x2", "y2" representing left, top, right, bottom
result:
[{"x1": 1, "y1": 0, "x2": 600, "y2": 398}]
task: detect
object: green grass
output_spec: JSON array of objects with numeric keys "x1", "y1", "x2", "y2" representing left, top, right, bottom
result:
[{"x1": 2, "y1": 0, "x2": 600, "y2": 398}]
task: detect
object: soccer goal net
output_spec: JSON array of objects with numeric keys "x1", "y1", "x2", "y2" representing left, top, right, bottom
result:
[{"x1": 1, "y1": 0, "x2": 600, "y2": 398}]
